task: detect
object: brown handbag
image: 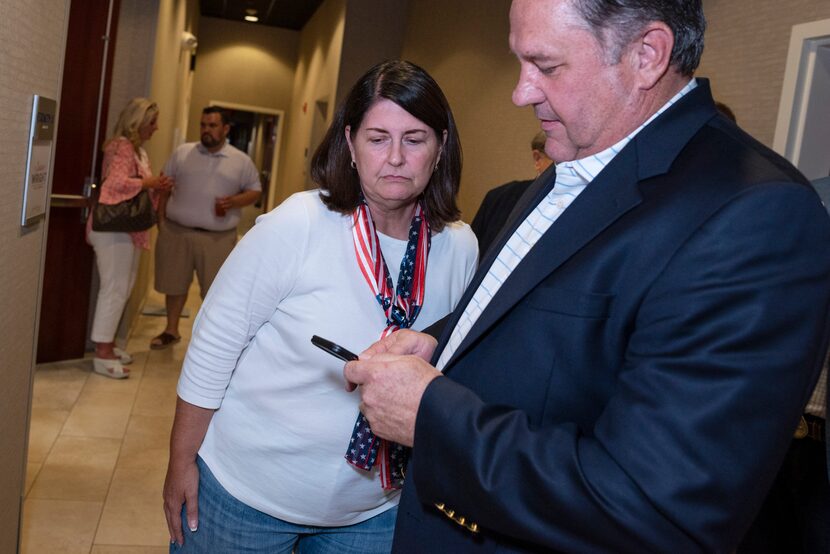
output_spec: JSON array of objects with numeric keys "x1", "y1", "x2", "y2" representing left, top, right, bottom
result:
[
  {"x1": 92, "y1": 145, "x2": 157, "y2": 233},
  {"x1": 92, "y1": 189, "x2": 157, "y2": 232}
]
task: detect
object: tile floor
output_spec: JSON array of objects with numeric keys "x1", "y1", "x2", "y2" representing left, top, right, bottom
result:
[{"x1": 20, "y1": 286, "x2": 201, "y2": 554}]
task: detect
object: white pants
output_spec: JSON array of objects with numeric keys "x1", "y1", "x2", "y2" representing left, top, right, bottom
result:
[{"x1": 88, "y1": 229, "x2": 141, "y2": 344}]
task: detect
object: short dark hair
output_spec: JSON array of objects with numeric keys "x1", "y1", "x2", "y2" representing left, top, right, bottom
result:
[
  {"x1": 311, "y1": 60, "x2": 462, "y2": 232},
  {"x1": 202, "y1": 106, "x2": 229, "y2": 125},
  {"x1": 714, "y1": 101, "x2": 737, "y2": 123},
  {"x1": 531, "y1": 131, "x2": 547, "y2": 152},
  {"x1": 572, "y1": 0, "x2": 706, "y2": 76}
]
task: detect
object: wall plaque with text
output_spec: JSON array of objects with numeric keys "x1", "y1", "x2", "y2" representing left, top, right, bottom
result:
[{"x1": 21, "y1": 95, "x2": 57, "y2": 226}]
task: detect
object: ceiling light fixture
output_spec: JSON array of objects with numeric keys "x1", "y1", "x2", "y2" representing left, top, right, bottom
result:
[{"x1": 245, "y1": 15, "x2": 259, "y2": 22}]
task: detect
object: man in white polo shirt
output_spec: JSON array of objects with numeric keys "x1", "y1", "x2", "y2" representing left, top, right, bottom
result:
[{"x1": 151, "y1": 106, "x2": 261, "y2": 350}]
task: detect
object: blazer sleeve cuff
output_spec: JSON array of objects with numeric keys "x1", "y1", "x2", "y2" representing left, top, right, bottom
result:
[{"x1": 412, "y1": 376, "x2": 479, "y2": 499}]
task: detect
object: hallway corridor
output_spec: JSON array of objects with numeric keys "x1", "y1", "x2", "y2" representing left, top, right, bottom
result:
[{"x1": 21, "y1": 287, "x2": 201, "y2": 553}]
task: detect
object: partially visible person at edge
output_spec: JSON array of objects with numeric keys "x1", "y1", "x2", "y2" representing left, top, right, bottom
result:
[
  {"x1": 714, "y1": 100, "x2": 736, "y2": 122},
  {"x1": 341, "y1": 1, "x2": 830, "y2": 552},
  {"x1": 737, "y1": 169, "x2": 830, "y2": 553},
  {"x1": 162, "y1": 60, "x2": 478, "y2": 553},
  {"x1": 86, "y1": 97, "x2": 172, "y2": 379},
  {"x1": 149, "y1": 106, "x2": 261, "y2": 351},
  {"x1": 470, "y1": 131, "x2": 554, "y2": 256}
]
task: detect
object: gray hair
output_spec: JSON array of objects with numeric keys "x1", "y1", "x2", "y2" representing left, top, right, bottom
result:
[{"x1": 572, "y1": 0, "x2": 706, "y2": 76}]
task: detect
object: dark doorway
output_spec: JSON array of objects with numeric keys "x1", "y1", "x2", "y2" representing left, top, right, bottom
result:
[{"x1": 37, "y1": 0, "x2": 120, "y2": 362}]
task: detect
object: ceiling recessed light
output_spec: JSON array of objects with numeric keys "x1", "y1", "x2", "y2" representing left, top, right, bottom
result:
[{"x1": 245, "y1": 15, "x2": 259, "y2": 22}]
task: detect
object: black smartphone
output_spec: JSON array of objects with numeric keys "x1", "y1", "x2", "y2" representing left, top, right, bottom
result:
[{"x1": 311, "y1": 335, "x2": 359, "y2": 362}]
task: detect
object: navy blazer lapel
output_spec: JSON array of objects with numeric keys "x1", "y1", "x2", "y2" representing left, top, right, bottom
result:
[
  {"x1": 432, "y1": 168, "x2": 557, "y2": 359},
  {"x1": 437, "y1": 79, "x2": 719, "y2": 371},
  {"x1": 479, "y1": 164, "x2": 558, "y2": 270},
  {"x1": 444, "y1": 149, "x2": 644, "y2": 367}
]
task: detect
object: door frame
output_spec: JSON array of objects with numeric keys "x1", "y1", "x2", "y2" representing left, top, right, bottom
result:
[{"x1": 773, "y1": 17, "x2": 830, "y2": 175}]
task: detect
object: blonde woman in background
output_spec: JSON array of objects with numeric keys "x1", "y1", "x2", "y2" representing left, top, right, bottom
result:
[{"x1": 86, "y1": 97, "x2": 173, "y2": 378}]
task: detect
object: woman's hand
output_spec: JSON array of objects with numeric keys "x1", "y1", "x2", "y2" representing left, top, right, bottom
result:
[
  {"x1": 143, "y1": 173, "x2": 174, "y2": 191},
  {"x1": 163, "y1": 458, "x2": 200, "y2": 547},
  {"x1": 163, "y1": 398, "x2": 214, "y2": 547}
]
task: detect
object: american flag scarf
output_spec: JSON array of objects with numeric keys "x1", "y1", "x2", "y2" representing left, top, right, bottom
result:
[{"x1": 346, "y1": 198, "x2": 431, "y2": 490}]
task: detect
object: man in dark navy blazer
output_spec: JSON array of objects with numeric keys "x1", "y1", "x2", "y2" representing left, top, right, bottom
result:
[
  {"x1": 345, "y1": 1, "x2": 830, "y2": 552},
  {"x1": 470, "y1": 132, "x2": 553, "y2": 257}
]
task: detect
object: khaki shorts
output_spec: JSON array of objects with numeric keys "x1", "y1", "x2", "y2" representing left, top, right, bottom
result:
[{"x1": 154, "y1": 219, "x2": 237, "y2": 298}]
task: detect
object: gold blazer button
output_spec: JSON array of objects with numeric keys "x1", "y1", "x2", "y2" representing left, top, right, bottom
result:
[{"x1": 794, "y1": 416, "x2": 808, "y2": 439}]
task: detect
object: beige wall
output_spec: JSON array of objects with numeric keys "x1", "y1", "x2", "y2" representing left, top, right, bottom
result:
[
  {"x1": 401, "y1": 0, "x2": 539, "y2": 221},
  {"x1": 0, "y1": 1, "x2": 69, "y2": 550},
  {"x1": 146, "y1": 0, "x2": 200, "y2": 165},
  {"x1": 336, "y1": 0, "x2": 410, "y2": 105},
  {"x1": 699, "y1": 0, "x2": 830, "y2": 147},
  {"x1": 278, "y1": 0, "x2": 346, "y2": 202},
  {"x1": 106, "y1": 0, "x2": 160, "y2": 137},
  {"x1": 186, "y1": 17, "x2": 299, "y2": 143}
]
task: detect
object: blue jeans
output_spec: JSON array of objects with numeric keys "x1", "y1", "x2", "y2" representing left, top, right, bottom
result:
[{"x1": 171, "y1": 456, "x2": 397, "y2": 553}]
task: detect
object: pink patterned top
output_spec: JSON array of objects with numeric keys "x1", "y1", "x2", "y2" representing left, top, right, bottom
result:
[{"x1": 86, "y1": 137, "x2": 160, "y2": 250}]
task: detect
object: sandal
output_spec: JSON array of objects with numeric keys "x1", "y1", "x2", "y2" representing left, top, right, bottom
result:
[
  {"x1": 150, "y1": 332, "x2": 181, "y2": 350},
  {"x1": 93, "y1": 357, "x2": 130, "y2": 379},
  {"x1": 113, "y1": 347, "x2": 133, "y2": 365}
]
